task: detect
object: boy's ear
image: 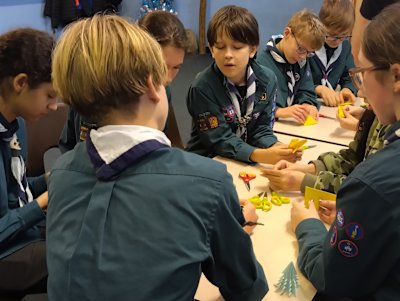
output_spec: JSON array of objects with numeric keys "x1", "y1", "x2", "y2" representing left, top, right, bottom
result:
[
  {"x1": 146, "y1": 75, "x2": 161, "y2": 104},
  {"x1": 249, "y1": 46, "x2": 257, "y2": 59},
  {"x1": 392, "y1": 63, "x2": 400, "y2": 94},
  {"x1": 283, "y1": 27, "x2": 291, "y2": 38},
  {"x1": 13, "y1": 73, "x2": 28, "y2": 94}
]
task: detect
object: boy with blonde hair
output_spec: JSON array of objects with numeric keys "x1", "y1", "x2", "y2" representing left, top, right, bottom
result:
[
  {"x1": 47, "y1": 14, "x2": 268, "y2": 301},
  {"x1": 256, "y1": 10, "x2": 326, "y2": 124},
  {"x1": 186, "y1": 5, "x2": 300, "y2": 164},
  {"x1": 310, "y1": 0, "x2": 357, "y2": 107}
]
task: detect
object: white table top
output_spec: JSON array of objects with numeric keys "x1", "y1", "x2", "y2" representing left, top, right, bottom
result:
[
  {"x1": 273, "y1": 105, "x2": 355, "y2": 147},
  {"x1": 195, "y1": 140, "x2": 343, "y2": 301}
]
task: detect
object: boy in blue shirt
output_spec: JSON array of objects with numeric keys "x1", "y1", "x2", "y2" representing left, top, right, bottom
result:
[
  {"x1": 311, "y1": 0, "x2": 357, "y2": 107},
  {"x1": 186, "y1": 5, "x2": 300, "y2": 164},
  {"x1": 48, "y1": 14, "x2": 268, "y2": 301},
  {"x1": 256, "y1": 10, "x2": 326, "y2": 124}
]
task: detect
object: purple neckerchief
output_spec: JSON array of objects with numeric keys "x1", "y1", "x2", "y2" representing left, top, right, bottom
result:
[{"x1": 86, "y1": 135, "x2": 169, "y2": 181}]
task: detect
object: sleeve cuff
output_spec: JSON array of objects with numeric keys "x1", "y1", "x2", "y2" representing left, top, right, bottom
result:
[
  {"x1": 236, "y1": 144, "x2": 256, "y2": 163},
  {"x1": 309, "y1": 160, "x2": 327, "y2": 173},
  {"x1": 18, "y1": 200, "x2": 46, "y2": 229},
  {"x1": 301, "y1": 174, "x2": 318, "y2": 193}
]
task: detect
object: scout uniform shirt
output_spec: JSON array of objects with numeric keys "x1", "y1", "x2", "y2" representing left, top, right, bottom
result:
[
  {"x1": 255, "y1": 35, "x2": 319, "y2": 109},
  {"x1": 295, "y1": 120, "x2": 400, "y2": 300},
  {"x1": 309, "y1": 40, "x2": 357, "y2": 95},
  {"x1": 186, "y1": 60, "x2": 278, "y2": 163},
  {"x1": 47, "y1": 125, "x2": 268, "y2": 301}
]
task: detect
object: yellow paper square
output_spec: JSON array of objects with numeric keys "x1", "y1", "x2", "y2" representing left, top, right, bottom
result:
[
  {"x1": 303, "y1": 115, "x2": 318, "y2": 126},
  {"x1": 304, "y1": 186, "x2": 336, "y2": 210}
]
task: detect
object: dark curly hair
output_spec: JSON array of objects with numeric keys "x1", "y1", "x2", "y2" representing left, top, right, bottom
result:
[{"x1": 0, "y1": 28, "x2": 54, "y2": 95}]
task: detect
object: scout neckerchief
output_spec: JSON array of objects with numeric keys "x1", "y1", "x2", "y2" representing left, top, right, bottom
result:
[
  {"x1": 267, "y1": 35, "x2": 306, "y2": 106},
  {"x1": 313, "y1": 43, "x2": 342, "y2": 90},
  {"x1": 383, "y1": 121, "x2": 400, "y2": 146},
  {"x1": 225, "y1": 65, "x2": 256, "y2": 142},
  {"x1": 86, "y1": 125, "x2": 171, "y2": 181},
  {"x1": 0, "y1": 114, "x2": 33, "y2": 207}
]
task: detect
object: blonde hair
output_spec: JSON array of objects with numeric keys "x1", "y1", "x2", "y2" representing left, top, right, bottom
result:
[
  {"x1": 52, "y1": 14, "x2": 167, "y2": 122},
  {"x1": 319, "y1": 0, "x2": 355, "y2": 33},
  {"x1": 288, "y1": 9, "x2": 326, "y2": 50}
]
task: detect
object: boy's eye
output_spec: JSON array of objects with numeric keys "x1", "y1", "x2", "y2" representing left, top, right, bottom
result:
[
  {"x1": 215, "y1": 45, "x2": 225, "y2": 49},
  {"x1": 234, "y1": 45, "x2": 243, "y2": 50}
]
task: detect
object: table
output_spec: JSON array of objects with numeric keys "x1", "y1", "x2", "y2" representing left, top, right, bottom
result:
[
  {"x1": 195, "y1": 140, "x2": 343, "y2": 301},
  {"x1": 273, "y1": 105, "x2": 355, "y2": 147}
]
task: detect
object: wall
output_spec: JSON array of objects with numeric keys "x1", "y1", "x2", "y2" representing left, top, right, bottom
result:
[{"x1": 1, "y1": 0, "x2": 322, "y2": 47}]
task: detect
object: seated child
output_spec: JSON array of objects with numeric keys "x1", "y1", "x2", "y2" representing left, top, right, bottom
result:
[
  {"x1": 59, "y1": 10, "x2": 188, "y2": 152},
  {"x1": 186, "y1": 5, "x2": 300, "y2": 164},
  {"x1": 47, "y1": 14, "x2": 268, "y2": 301},
  {"x1": 290, "y1": 4, "x2": 400, "y2": 298},
  {"x1": 0, "y1": 28, "x2": 56, "y2": 298},
  {"x1": 310, "y1": 0, "x2": 358, "y2": 107},
  {"x1": 256, "y1": 9, "x2": 326, "y2": 124}
]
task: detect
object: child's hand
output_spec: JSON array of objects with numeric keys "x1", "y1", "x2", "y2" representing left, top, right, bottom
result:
[
  {"x1": 260, "y1": 169, "x2": 305, "y2": 192},
  {"x1": 318, "y1": 85, "x2": 340, "y2": 107},
  {"x1": 240, "y1": 199, "x2": 258, "y2": 234},
  {"x1": 274, "y1": 160, "x2": 317, "y2": 174},
  {"x1": 267, "y1": 144, "x2": 302, "y2": 163},
  {"x1": 36, "y1": 191, "x2": 49, "y2": 210},
  {"x1": 290, "y1": 199, "x2": 320, "y2": 232},
  {"x1": 339, "y1": 88, "x2": 356, "y2": 104},
  {"x1": 318, "y1": 200, "x2": 336, "y2": 225},
  {"x1": 301, "y1": 103, "x2": 319, "y2": 120},
  {"x1": 337, "y1": 105, "x2": 365, "y2": 131},
  {"x1": 275, "y1": 106, "x2": 308, "y2": 124}
]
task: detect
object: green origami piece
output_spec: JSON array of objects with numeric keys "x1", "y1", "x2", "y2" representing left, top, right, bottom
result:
[{"x1": 275, "y1": 261, "x2": 300, "y2": 297}]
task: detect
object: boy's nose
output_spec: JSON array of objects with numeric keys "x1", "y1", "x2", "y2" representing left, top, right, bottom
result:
[{"x1": 48, "y1": 101, "x2": 58, "y2": 112}]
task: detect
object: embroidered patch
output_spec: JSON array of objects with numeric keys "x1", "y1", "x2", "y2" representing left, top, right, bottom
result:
[
  {"x1": 260, "y1": 92, "x2": 267, "y2": 101},
  {"x1": 336, "y1": 209, "x2": 345, "y2": 228},
  {"x1": 330, "y1": 225, "x2": 338, "y2": 247},
  {"x1": 197, "y1": 112, "x2": 210, "y2": 132},
  {"x1": 222, "y1": 105, "x2": 236, "y2": 123},
  {"x1": 338, "y1": 240, "x2": 358, "y2": 258},
  {"x1": 306, "y1": 70, "x2": 311, "y2": 78},
  {"x1": 79, "y1": 121, "x2": 97, "y2": 141},
  {"x1": 208, "y1": 115, "x2": 219, "y2": 129},
  {"x1": 252, "y1": 112, "x2": 261, "y2": 120},
  {"x1": 294, "y1": 72, "x2": 300, "y2": 81},
  {"x1": 345, "y1": 222, "x2": 365, "y2": 241}
]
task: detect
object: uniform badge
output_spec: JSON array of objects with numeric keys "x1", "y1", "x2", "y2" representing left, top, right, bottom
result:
[
  {"x1": 338, "y1": 240, "x2": 358, "y2": 258},
  {"x1": 260, "y1": 92, "x2": 267, "y2": 101},
  {"x1": 223, "y1": 105, "x2": 235, "y2": 123},
  {"x1": 336, "y1": 209, "x2": 345, "y2": 228},
  {"x1": 197, "y1": 113, "x2": 209, "y2": 132},
  {"x1": 252, "y1": 112, "x2": 260, "y2": 120},
  {"x1": 208, "y1": 115, "x2": 219, "y2": 129},
  {"x1": 79, "y1": 121, "x2": 97, "y2": 141},
  {"x1": 330, "y1": 225, "x2": 338, "y2": 247},
  {"x1": 345, "y1": 222, "x2": 365, "y2": 240},
  {"x1": 294, "y1": 72, "x2": 300, "y2": 82}
]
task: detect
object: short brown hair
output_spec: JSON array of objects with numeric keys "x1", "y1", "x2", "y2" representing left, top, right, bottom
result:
[
  {"x1": 288, "y1": 9, "x2": 326, "y2": 50},
  {"x1": 0, "y1": 28, "x2": 54, "y2": 96},
  {"x1": 138, "y1": 11, "x2": 189, "y2": 51},
  {"x1": 52, "y1": 15, "x2": 167, "y2": 122},
  {"x1": 319, "y1": 0, "x2": 355, "y2": 33},
  {"x1": 362, "y1": 3, "x2": 400, "y2": 72},
  {"x1": 207, "y1": 5, "x2": 259, "y2": 47}
]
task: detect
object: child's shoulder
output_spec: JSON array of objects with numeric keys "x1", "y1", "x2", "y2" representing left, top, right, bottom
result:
[{"x1": 251, "y1": 60, "x2": 277, "y2": 86}]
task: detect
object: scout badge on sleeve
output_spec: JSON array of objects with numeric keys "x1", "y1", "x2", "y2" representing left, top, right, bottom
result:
[
  {"x1": 275, "y1": 261, "x2": 299, "y2": 296},
  {"x1": 239, "y1": 171, "x2": 256, "y2": 191}
]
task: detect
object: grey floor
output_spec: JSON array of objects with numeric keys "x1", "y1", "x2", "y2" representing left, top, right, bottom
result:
[{"x1": 169, "y1": 53, "x2": 213, "y2": 146}]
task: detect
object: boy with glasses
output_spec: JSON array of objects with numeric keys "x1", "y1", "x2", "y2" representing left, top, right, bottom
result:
[
  {"x1": 256, "y1": 10, "x2": 325, "y2": 124},
  {"x1": 310, "y1": 0, "x2": 358, "y2": 107}
]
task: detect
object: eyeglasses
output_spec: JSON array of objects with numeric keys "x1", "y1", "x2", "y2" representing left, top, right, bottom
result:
[
  {"x1": 349, "y1": 65, "x2": 390, "y2": 90},
  {"x1": 326, "y1": 35, "x2": 352, "y2": 42},
  {"x1": 291, "y1": 31, "x2": 315, "y2": 57}
]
